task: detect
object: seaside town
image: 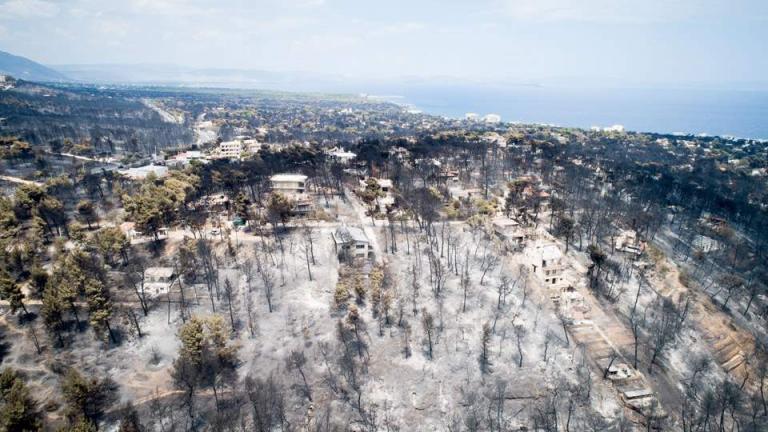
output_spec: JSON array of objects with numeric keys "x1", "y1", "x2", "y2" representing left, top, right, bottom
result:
[{"x1": 0, "y1": 73, "x2": 766, "y2": 431}]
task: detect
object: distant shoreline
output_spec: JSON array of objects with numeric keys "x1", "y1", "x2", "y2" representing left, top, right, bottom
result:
[{"x1": 376, "y1": 85, "x2": 768, "y2": 142}]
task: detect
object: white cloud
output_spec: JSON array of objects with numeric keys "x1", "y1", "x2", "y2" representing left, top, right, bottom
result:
[
  {"x1": 1, "y1": 0, "x2": 60, "y2": 18},
  {"x1": 297, "y1": 0, "x2": 325, "y2": 6},
  {"x1": 93, "y1": 18, "x2": 130, "y2": 40},
  {"x1": 381, "y1": 21, "x2": 425, "y2": 34},
  {"x1": 496, "y1": 0, "x2": 736, "y2": 24},
  {"x1": 127, "y1": 0, "x2": 214, "y2": 17}
]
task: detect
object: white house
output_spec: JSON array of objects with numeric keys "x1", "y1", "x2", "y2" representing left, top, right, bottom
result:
[
  {"x1": 119, "y1": 164, "x2": 168, "y2": 180},
  {"x1": 214, "y1": 140, "x2": 243, "y2": 159},
  {"x1": 332, "y1": 226, "x2": 374, "y2": 260},
  {"x1": 327, "y1": 147, "x2": 357, "y2": 164},
  {"x1": 146, "y1": 267, "x2": 175, "y2": 283},
  {"x1": 212, "y1": 138, "x2": 261, "y2": 160},
  {"x1": 167, "y1": 150, "x2": 206, "y2": 167},
  {"x1": 271, "y1": 173, "x2": 308, "y2": 194},
  {"x1": 482, "y1": 132, "x2": 507, "y2": 148},
  {"x1": 491, "y1": 217, "x2": 527, "y2": 250},
  {"x1": 530, "y1": 243, "x2": 566, "y2": 286},
  {"x1": 359, "y1": 178, "x2": 395, "y2": 207},
  {"x1": 615, "y1": 229, "x2": 645, "y2": 256},
  {"x1": 119, "y1": 222, "x2": 140, "y2": 240},
  {"x1": 143, "y1": 267, "x2": 176, "y2": 298}
]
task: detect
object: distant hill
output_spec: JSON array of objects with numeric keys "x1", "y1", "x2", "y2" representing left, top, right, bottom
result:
[
  {"x1": 0, "y1": 50, "x2": 69, "y2": 82},
  {"x1": 55, "y1": 63, "x2": 356, "y2": 93}
]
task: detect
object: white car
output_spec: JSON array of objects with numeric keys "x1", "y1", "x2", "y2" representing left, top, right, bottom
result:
[{"x1": 209, "y1": 228, "x2": 221, "y2": 236}]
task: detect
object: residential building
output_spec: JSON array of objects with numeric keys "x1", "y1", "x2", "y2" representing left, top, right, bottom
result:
[
  {"x1": 270, "y1": 173, "x2": 314, "y2": 215},
  {"x1": 491, "y1": 217, "x2": 527, "y2": 250},
  {"x1": 332, "y1": 226, "x2": 374, "y2": 259},
  {"x1": 119, "y1": 222, "x2": 139, "y2": 240},
  {"x1": 119, "y1": 164, "x2": 168, "y2": 180},
  {"x1": 211, "y1": 138, "x2": 261, "y2": 160},
  {"x1": 292, "y1": 195, "x2": 313, "y2": 215},
  {"x1": 143, "y1": 267, "x2": 176, "y2": 298},
  {"x1": 359, "y1": 178, "x2": 394, "y2": 207},
  {"x1": 327, "y1": 147, "x2": 357, "y2": 164},
  {"x1": 482, "y1": 132, "x2": 507, "y2": 147},
  {"x1": 167, "y1": 150, "x2": 206, "y2": 167},
  {"x1": 214, "y1": 140, "x2": 243, "y2": 159},
  {"x1": 615, "y1": 229, "x2": 645, "y2": 255},
  {"x1": 145, "y1": 267, "x2": 175, "y2": 283},
  {"x1": 271, "y1": 173, "x2": 308, "y2": 194},
  {"x1": 438, "y1": 169, "x2": 459, "y2": 183},
  {"x1": 449, "y1": 187, "x2": 482, "y2": 200},
  {"x1": 530, "y1": 243, "x2": 566, "y2": 286}
]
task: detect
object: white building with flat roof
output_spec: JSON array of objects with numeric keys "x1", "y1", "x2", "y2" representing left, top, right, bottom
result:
[
  {"x1": 119, "y1": 164, "x2": 168, "y2": 180},
  {"x1": 327, "y1": 147, "x2": 357, "y2": 164},
  {"x1": 491, "y1": 217, "x2": 527, "y2": 250},
  {"x1": 214, "y1": 140, "x2": 243, "y2": 159},
  {"x1": 530, "y1": 243, "x2": 566, "y2": 286},
  {"x1": 271, "y1": 173, "x2": 308, "y2": 194},
  {"x1": 211, "y1": 138, "x2": 261, "y2": 160},
  {"x1": 167, "y1": 150, "x2": 206, "y2": 167}
]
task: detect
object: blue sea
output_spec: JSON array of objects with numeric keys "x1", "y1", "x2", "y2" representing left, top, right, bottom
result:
[{"x1": 377, "y1": 84, "x2": 768, "y2": 140}]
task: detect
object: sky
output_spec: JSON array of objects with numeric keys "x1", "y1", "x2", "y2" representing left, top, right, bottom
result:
[{"x1": 0, "y1": 0, "x2": 767, "y2": 88}]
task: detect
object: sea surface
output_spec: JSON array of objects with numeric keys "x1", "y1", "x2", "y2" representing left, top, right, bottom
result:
[{"x1": 378, "y1": 84, "x2": 768, "y2": 140}]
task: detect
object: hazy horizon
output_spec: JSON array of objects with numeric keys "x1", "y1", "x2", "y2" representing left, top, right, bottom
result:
[{"x1": 1, "y1": 0, "x2": 767, "y2": 90}]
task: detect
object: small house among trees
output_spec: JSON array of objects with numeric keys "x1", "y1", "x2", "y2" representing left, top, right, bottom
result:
[
  {"x1": 530, "y1": 243, "x2": 566, "y2": 286},
  {"x1": 358, "y1": 178, "x2": 394, "y2": 207},
  {"x1": 332, "y1": 226, "x2": 374, "y2": 261},
  {"x1": 491, "y1": 216, "x2": 528, "y2": 251},
  {"x1": 144, "y1": 267, "x2": 176, "y2": 298}
]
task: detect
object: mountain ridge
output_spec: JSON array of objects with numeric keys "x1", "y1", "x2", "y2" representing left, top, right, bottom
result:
[{"x1": 0, "y1": 50, "x2": 69, "y2": 82}]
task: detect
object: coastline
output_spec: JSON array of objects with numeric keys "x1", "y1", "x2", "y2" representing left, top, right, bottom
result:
[{"x1": 374, "y1": 85, "x2": 768, "y2": 142}]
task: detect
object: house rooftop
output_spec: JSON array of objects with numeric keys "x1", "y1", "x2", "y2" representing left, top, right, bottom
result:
[
  {"x1": 271, "y1": 173, "x2": 308, "y2": 182},
  {"x1": 491, "y1": 217, "x2": 520, "y2": 228},
  {"x1": 623, "y1": 389, "x2": 653, "y2": 400},
  {"x1": 333, "y1": 226, "x2": 369, "y2": 244},
  {"x1": 119, "y1": 164, "x2": 168, "y2": 180},
  {"x1": 145, "y1": 267, "x2": 175, "y2": 278},
  {"x1": 174, "y1": 150, "x2": 203, "y2": 159},
  {"x1": 536, "y1": 243, "x2": 563, "y2": 261}
]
